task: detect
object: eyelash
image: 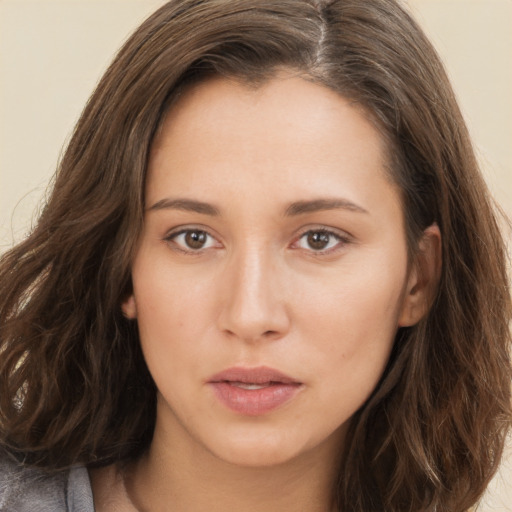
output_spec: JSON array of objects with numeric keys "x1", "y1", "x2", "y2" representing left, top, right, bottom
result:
[
  {"x1": 292, "y1": 229, "x2": 350, "y2": 255},
  {"x1": 164, "y1": 227, "x2": 351, "y2": 255},
  {"x1": 164, "y1": 228, "x2": 219, "y2": 253}
]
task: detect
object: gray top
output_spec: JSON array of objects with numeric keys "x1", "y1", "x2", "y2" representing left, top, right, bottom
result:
[{"x1": 0, "y1": 456, "x2": 94, "y2": 511}]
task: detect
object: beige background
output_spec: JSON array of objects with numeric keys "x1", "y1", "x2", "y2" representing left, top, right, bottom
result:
[{"x1": 0, "y1": 0, "x2": 511, "y2": 508}]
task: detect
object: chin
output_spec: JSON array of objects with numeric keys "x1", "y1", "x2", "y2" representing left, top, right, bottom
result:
[
  {"x1": 204, "y1": 425, "x2": 324, "y2": 469},
  {"x1": 202, "y1": 429, "x2": 299, "y2": 468},
  {"x1": 217, "y1": 445, "x2": 301, "y2": 469}
]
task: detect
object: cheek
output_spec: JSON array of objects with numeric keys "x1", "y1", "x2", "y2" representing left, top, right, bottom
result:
[
  {"x1": 298, "y1": 257, "x2": 406, "y2": 340},
  {"x1": 131, "y1": 256, "x2": 216, "y2": 376},
  {"x1": 294, "y1": 252, "x2": 407, "y2": 394}
]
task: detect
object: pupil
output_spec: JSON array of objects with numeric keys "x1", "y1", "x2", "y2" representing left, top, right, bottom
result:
[
  {"x1": 185, "y1": 231, "x2": 206, "y2": 249},
  {"x1": 307, "y1": 231, "x2": 329, "y2": 250}
]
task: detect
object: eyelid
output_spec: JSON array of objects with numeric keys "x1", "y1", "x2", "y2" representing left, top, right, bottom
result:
[
  {"x1": 162, "y1": 224, "x2": 353, "y2": 255},
  {"x1": 290, "y1": 226, "x2": 353, "y2": 254},
  {"x1": 163, "y1": 225, "x2": 223, "y2": 253}
]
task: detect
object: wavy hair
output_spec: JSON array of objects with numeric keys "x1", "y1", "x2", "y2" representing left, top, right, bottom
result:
[{"x1": 0, "y1": 1, "x2": 510, "y2": 510}]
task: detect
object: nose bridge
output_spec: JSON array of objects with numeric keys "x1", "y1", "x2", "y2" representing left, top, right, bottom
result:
[{"x1": 219, "y1": 241, "x2": 289, "y2": 341}]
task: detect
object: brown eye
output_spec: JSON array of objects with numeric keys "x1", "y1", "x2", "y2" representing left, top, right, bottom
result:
[
  {"x1": 167, "y1": 229, "x2": 217, "y2": 251},
  {"x1": 184, "y1": 230, "x2": 208, "y2": 249},
  {"x1": 295, "y1": 230, "x2": 344, "y2": 253},
  {"x1": 306, "y1": 231, "x2": 331, "y2": 250}
]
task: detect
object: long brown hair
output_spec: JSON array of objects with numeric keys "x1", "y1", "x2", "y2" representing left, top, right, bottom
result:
[{"x1": 1, "y1": 1, "x2": 510, "y2": 510}]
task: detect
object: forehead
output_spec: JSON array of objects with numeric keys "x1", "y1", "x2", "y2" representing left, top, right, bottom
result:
[
  {"x1": 154, "y1": 73, "x2": 385, "y2": 144},
  {"x1": 146, "y1": 73, "x2": 399, "y2": 217}
]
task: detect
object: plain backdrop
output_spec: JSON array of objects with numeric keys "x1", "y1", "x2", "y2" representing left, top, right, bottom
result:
[{"x1": 0, "y1": 0, "x2": 511, "y2": 509}]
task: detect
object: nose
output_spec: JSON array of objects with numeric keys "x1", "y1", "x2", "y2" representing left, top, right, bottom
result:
[{"x1": 217, "y1": 246, "x2": 290, "y2": 343}]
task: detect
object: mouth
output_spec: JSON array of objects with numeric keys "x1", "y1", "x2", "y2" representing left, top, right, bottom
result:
[
  {"x1": 209, "y1": 366, "x2": 300, "y2": 385},
  {"x1": 207, "y1": 366, "x2": 303, "y2": 416},
  {"x1": 228, "y1": 382, "x2": 281, "y2": 390}
]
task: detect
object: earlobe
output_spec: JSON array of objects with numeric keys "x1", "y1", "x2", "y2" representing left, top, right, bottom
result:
[
  {"x1": 398, "y1": 224, "x2": 442, "y2": 327},
  {"x1": 121, "y1": 294, "x2": 138, "y2": 319}
]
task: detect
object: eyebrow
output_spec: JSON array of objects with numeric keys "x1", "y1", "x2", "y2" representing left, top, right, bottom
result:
[
  {"x1": 284, "y1": 198, "x2": 369, "y2": 216},
  {"x1": 147, "y1": 198, "x2": 220, "y2": 216},
  {"x1": 147, "y1": 196, "x2": 368, "y2": 217}
]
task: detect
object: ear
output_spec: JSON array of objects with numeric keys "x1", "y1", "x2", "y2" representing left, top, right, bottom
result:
[
  {"x1": 121, "y1": 294, "x2": 138, "y2": 319},
  {"x1": 398, "y1": 224, "x2": 442, "y2": 327}
]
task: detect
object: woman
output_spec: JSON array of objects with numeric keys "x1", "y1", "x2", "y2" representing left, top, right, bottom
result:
[{"x1": 0, "y1": 0, "x2": 510, "y2": 511}]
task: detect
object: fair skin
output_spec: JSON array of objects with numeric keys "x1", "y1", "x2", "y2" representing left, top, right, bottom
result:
[{"x1": 91, "y1": 72, "x2": 440, "y2": 511}]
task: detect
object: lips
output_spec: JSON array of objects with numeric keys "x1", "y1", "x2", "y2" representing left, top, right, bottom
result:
[{"x1": 208, "y1": 366, "x2": 302, "y2": 416}]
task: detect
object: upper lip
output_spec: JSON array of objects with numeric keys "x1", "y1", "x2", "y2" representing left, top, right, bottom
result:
[{"x1": 208, "y1": 366, "x2": 300, "y2": 385}]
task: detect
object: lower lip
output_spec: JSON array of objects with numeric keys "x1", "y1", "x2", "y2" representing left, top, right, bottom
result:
[{"x1": 209, "y1": 382, "x2": 302, "y2": 416}]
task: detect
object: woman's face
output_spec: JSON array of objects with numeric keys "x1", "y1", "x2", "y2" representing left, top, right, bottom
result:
[{"x1": 123, "y1": 74, "x2": 422, "y2": 468}]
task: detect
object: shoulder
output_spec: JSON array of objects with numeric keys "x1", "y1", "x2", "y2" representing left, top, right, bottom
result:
[{"x1": 0, "y1": 454, "x2": 94, "y2": 512}]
